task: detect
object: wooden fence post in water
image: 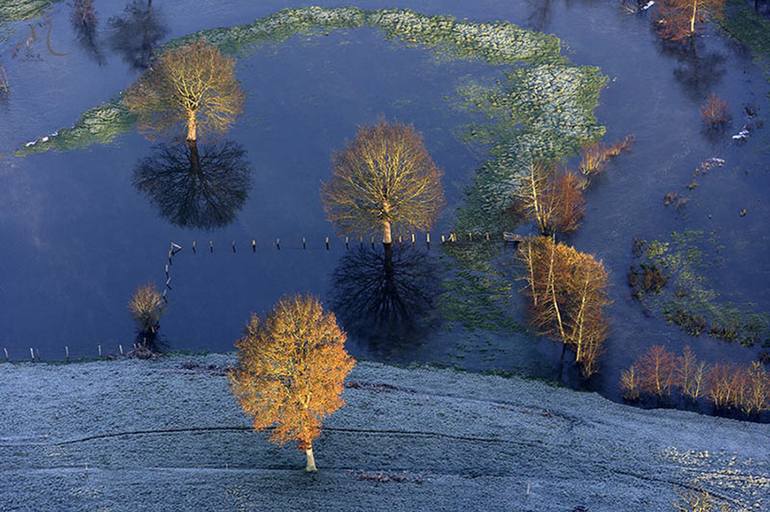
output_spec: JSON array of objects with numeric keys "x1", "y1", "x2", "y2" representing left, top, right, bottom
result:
[
  {"x1": 3, "y1": 347, "x2": 8, "y2": 361},
  {"x1": 345, "y1": 236, "x2": 349, "y2": 250},
  {"x1": 485, "y1": 232, "x2": 490, "y2": 242},
  {"x1": 325, "y1": 237, "x2": 330, "y2": 251},
  {"x1": 411, "y1": 233, "x2": 416, "y2": 246},
  {"x1": 251, "y1": 240, "x2": 256, "y2": 252},
  {"x1": 65, "y1": 346, "x2": 69, "y2": 361},
  {"x1": 119, "y1": 344, "x2": 124, "y2": 356},
  {"x1": 232, "y1": 241, "x2": 236, "y2": 253},
  {"x1": 98, "y1": 344, "x2": 102, "y2": 358},
  {"x1": 276, "y1": 238, "x2": 280, "y2": 250},
  {"x1": 209, "y1": 241, "x2": 214, "y2": 254},
  {"x1": 302, "y1": 237, "x2": 306, "y2": 250},
  {"x1": 441, "y1": 234, "x2": 446, "y2": 244},
  {"x1": 192, "y1": 240, "x2": 197, "y2": 254},
  {"x1": 29, "y1": 347, "x2": 35, "y2": 361},
  {"x1": 426, "y1": 232, "x2": 431, "y2": 250},
  {"x1": 370, "y1": 236, "x2": 375, "y2": 249}
]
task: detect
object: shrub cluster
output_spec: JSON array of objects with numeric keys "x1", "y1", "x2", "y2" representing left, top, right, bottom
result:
[{"x1": 621, "y1": 345, "x2": 769, "y2": 415}]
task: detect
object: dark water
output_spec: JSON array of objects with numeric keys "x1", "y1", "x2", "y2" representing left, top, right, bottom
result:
[{"x1": 1, "y1": 1, "x2": 768, "y2": 410}]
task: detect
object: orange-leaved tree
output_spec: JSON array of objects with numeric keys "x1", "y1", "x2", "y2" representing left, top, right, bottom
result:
[
  {"x1": 124, "y1": 39, "x2": 244, "y2": 142},
  {"x1": 518, "y1": 236, "x2": 610, "y2": 377},
  {"x1": 229, "y1": 294, "x2": 355, "y2": 472},
  {"x1": 322, "y1": 120, "x2": 445, "y2": 247},
  {"x1": 655, "y1": 0, "x2": 725, "y2": 41}
]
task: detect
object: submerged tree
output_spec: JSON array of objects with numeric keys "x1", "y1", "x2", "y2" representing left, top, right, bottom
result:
[
  {"x1": 519, "y1": 236, "x2": 610, "y2": 377},
  {"x1": 124, "y1": 39, "x2": 244, "y2": 142},
  {"x1": 322, "y1": 120, "x2": 445, "y2": 247},
  {"x1": 655, "y1": 0, "x2": 725, "y2": 41},
  {"x1": 129, "y1": 283, "x2": 165, "y2": 351},
  {"x1": 516, "y1": 162, "x2": 585, "y2": 236},
  {"x1": 109, "y1": 0, "x2": 168, "y2": 70},
  {"x1": 71, "y1": 0, "x2": 105, "y2": 64},
  {"x1": 330, "y1": 244, "x2": 440, "y2": 347},
  {"x1": 133, "y1": 140, "x2": 252, "y2": 229},
  {"x1": 230, "y1": 295, "x2": 355, "y2": 472}
]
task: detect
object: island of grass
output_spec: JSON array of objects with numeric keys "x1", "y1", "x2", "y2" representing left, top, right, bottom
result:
[{"x1": 16, "y1": 6, "x2": 605, "y2": 232}]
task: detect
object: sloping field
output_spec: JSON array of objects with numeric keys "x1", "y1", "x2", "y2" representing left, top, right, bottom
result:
[{"x1": 0, "y1": 354, "x2": 767, "y2": 511}]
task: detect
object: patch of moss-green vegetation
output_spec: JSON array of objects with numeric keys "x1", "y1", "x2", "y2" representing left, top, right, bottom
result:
[
  {"x1": 630, "y1": 230, "x2": 770, "y2": 347},
  {"x1": 437, "y1": 242, "x2": 524, "y2": 333},
  {"x1": 17, "y1": 6, "x2": 584, "y2": 161},
  {"x1": 0, "y1": 0, "x2": 55, "y2": 23},
  {"x1": 718, "y1": 0, "x2": 770, "y2": 83}
]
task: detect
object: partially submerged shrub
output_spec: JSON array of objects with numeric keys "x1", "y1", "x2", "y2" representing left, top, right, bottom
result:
[
  {"x1": 129, "y1": 283, "x2": 165, "y2": 349},
  {"x1": 701, "y1": 94, "x2": 730, "y2": 129},
  {"x1": 578, "y1": 135, "x2": 634, "y2": 177}
]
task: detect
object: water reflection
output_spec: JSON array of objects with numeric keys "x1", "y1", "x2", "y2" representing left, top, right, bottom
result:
[
  {"x1": 133, "y1": 140, "x2": 252, "y2": 229},
  {"x1": 71, "y1": 0, "x2": 105, "y2": 65},
  {"x1": 660, "y1": 40, "x2": 726, "y2": 99},
  {"x1": 526, "y1": 0, "x2": 552, "y2": 31},
  {"x1": 330, "y1": 244, "x2": 441, "y2": 350},
  {"x1": 108, "y1": 0, "x2": 167, "y2": 70}
]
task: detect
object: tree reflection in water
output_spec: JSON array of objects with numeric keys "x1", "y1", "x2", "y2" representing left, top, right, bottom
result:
[
  {"x1": 330, "y1": 244, "x2": 441, "y2": 351},
  {"x1": 133, "y1": 140, "x2": 252, "y2": 229},
  {"x1": 71, "y1": 0, "x2": 105, "y2": 65},
  {"x1": 108, "y1": 0, "x2": 168, "y2": 70}
]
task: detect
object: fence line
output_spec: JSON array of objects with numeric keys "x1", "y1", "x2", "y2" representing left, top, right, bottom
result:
[{"x1": 180, "y1": 231, "x2": 522, "y2": 254}]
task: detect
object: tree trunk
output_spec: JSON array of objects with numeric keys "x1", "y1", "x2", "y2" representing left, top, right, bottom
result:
[
  {"x1": 305, "y1": 444, "x2": 317, "y2": 472},
  {"x1": 186, "y1": 111, "x2": 197, "y2": 142},
  {"x1": 690, "y1": 0, "x2": 698, "y2": 35},
  {"x1": 382, "y1": 220, "x2": 392, "y2": 245}
]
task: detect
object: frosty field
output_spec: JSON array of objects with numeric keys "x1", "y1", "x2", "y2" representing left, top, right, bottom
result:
[{"x1": 1, "y1": 354, "x2": 767, "y2": 511}]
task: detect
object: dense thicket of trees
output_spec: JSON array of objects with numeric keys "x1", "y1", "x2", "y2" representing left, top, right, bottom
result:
[
  {"x1": 124, "y1": 39, "x2": 244, "y2": 142},
  {"x1": 322, "y1": 120, "x2": 444, "y2": 247},
  {"x1": 230, "y1": 295, "x2": 355, "y2": 472}
]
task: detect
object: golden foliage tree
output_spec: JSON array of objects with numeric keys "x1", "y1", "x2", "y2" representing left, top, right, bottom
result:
[
  {"x1": 128, "y1": 283, "x2": 165, "y2": 348},
  {"x1": 655, "y1": 0, "x2": 725, "y2": 41},
  {"x1": 124, "y1": 39, "x2": 244, "y2": 142},
  {"x1": 516, "y1": 163, "x2": 585, "y2": 235},
  {"x1": 518, "y1": 236, "x2": 610, "y2": 377},
  {"x1": 322, "y1": 120, "x2": 445, "y2": 246},
  {"x1": 229, "y1": 295, "x2": 355, "y2": 472}
]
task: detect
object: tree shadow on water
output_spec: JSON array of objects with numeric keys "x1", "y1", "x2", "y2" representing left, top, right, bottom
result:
[
  {"x1": 659, "y1": 39, "x2": 726, "y2": 100},
  {"x1": 330, "y1": 244, "x2": 442, "y2": 357},
  {"x1": 108, "y1": 0, "x2": 167, "y2": 70},
  {"x1": 71, "y1": 0, "x2": 105, "y2": 65},
  {"x1": 133, "y1": 140, "x2": 252, "y2": 229}
]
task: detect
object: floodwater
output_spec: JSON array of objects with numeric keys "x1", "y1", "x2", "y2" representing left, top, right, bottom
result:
[{"x1": 1, "y1": 1, "x2": 768, "y2": 413}]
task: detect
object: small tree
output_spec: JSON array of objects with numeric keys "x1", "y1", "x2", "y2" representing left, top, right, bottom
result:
[
  {"x1": 230, "y1": 295, "x2": 355, "y2": 472},
  {"x1": 322, "y1": 120, "x2": 445, "y2": 247},
  {"x1": 124, "y1": 39, "x2": 244, "y2": 142},
  {"x1": 677, "y1": 345, "x2": 707, "y2": 400},
  {"x1": 655, "y1": 0, "x2": 725, "y2": 41},
  {"x1": 129, "y1": 283, "x2": 165, "y2": 349},
  {"x1": 700, "y1": 94, "x2": 730, "y2": 128},
  {"x1": 636, "y1": 345, "x2": 677, "y2": 398}
]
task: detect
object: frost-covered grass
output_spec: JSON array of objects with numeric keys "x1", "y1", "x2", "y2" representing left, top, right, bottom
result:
[
  {"x1": 0, "y1": 354, "x2": 767, "y2": 511},
  {"x1": 0, "y1": 0, "x2": 55, "y2": 22}
]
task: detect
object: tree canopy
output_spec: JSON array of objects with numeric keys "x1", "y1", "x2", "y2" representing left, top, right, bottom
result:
[
  {"x1": 124, "y1": 39, "x2": 244, "y2": 141},
  {"x1": 322, "y1": 120, "x2": 445, "y2": 245},
  {"x1": 229, "y1": 295, "x2": 355, "y2": 472}
]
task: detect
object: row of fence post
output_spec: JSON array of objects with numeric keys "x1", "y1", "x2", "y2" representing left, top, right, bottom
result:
[
  {"x1": 1, "y1": 342, "x2": 147, "y2": 363},
  {"x1": 184, "y1": 232, "x2": 502, "y2": 253}
]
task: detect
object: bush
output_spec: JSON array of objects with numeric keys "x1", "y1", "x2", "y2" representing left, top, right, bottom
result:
[
  {"x1": 700, "y1": 94, "x2": 730, "y2": 128},
  {"x1": 129, "y1": 283, "x2": 165, "y2": 348}
]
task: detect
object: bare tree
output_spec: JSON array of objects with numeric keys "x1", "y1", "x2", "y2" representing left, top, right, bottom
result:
[
  {"x1": 655, "y1": 0, "x2": 725, "y2": 41},
  {"x1": 322, "y1": 120, "x2": 445, "y2": 247},
  {"x1": 124, "y1": 39, "x2": 244, "y2": 142}
]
